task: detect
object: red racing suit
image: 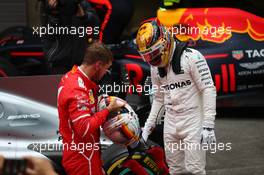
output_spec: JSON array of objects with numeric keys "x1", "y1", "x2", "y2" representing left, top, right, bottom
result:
[{"x1": 57, "y1": 66, "x2": 109, "y2": 175}]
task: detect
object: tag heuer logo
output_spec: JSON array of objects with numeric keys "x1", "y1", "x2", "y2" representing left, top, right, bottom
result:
[{"x1": 232, "y1": 50, "x2": 244, "y2": 60}]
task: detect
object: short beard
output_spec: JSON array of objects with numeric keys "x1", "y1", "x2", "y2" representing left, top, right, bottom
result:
[{"x1": 92, "y1": 71, "x2": 101, "y2": 83}]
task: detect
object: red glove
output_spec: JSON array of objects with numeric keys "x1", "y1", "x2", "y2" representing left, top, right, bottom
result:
[{"x1": 146, "y1": 146, "x2": 169, "y2": 175}]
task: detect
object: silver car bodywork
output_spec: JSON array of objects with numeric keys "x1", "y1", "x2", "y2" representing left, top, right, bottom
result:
[{"x1": 0, "y1": 91, "x2": 112, "y2": 162}]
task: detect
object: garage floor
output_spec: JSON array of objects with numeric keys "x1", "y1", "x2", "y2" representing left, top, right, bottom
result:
[{"x1": 207, "y1": 114, "x2": 264, "y2": 175}]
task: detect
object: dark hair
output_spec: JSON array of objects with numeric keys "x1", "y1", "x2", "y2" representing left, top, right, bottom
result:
[{"x1": 82, "y1": 42, "x2": 113, "y2": 65}]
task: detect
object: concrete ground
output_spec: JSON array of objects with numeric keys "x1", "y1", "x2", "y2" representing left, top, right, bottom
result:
[{"x1": 207, "y1": 112, "x2": 264, "y2": 175}]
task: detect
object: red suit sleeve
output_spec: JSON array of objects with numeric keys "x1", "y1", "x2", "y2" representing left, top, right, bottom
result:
[{"x1": 68, "y1": 88, "x2": 109, "y2": 139}]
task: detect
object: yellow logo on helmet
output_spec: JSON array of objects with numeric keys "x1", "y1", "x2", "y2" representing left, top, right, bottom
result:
[{"x1": 136, "y1": 23, "x2": 154, "y2": 52}]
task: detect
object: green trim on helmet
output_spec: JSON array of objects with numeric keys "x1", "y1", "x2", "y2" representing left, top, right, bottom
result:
[
  {"x1": 159, "y1": 7, "x2": 166, "y2": 11},
  {"x1": 163, "y1": 0, "x2": 181, "y2": 7}
]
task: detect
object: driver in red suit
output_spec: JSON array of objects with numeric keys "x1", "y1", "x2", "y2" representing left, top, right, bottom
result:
[{"x1": 57, "y1": 42, "x2": 124, "y2": 175}]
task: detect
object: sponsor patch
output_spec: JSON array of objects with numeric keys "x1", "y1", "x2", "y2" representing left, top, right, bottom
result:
[
  {"x1": 240, "y1": 62, "x2": 264, "y2": 70},
  {"x1": 77, "y1": 101, "x2": 89, "y2": 111},
  {"x1": 163, "y1": 80, "x2": 192, "y2": 90},
  {"x1": 88, "y1": 90, "x2": 95, "y2": 105},
  {"x1": 78, "y1": 77, "x2": 86, "y2": 89},
  {"x1": 75, "y1": 93, "x2": 89, "y2": 111},
  {"x1": 245, "y1": 49, "x2": 264, "y2": 58},
  {"x1": 232, "y1": 50, "x2": 244, "y2": 60}
]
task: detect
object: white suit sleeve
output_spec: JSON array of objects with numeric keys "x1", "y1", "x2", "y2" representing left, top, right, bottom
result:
[
  {"x1": 189, "y1": 49, "x2": 217, "y2": 128},
  {"x1": 142, "y1": 67, "x2": 164, "y2": 138}
]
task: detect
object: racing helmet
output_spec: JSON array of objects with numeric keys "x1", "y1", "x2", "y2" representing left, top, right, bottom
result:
[
  {"x1": 136, "y1": 20, "x2": 172, "y2": 67},
  {"x1": 97, "y1": 95, "x2": 140, "y2": 146}
]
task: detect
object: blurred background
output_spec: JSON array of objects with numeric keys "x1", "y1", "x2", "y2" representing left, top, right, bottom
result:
[{"x1": 1, "y1": 0, "x2": 264, "y2": 37}]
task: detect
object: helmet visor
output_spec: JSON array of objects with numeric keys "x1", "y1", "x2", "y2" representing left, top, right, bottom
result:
[{"x1": 138, "y1": 38, "x2": 166, "y2": 65}]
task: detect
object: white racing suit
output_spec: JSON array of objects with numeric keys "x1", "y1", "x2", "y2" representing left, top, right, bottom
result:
[{"x1": 142, "y1": 47, "x2": 217, "y2": 175}]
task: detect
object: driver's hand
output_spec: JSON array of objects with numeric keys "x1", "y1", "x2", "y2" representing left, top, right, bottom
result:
[
  {"x1": 201, "y1": 128, "x2": 216, "y2": 145},
  {"x1": 48, "y1": 0, "x2": 57, "y2": 8},
  {"x1": 106, "y1": 98, "x2": 126, "y2": 113}
]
